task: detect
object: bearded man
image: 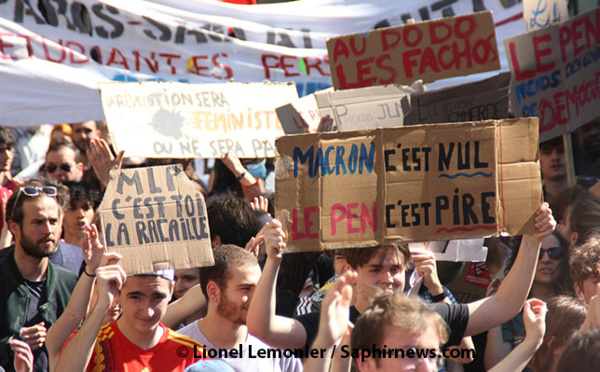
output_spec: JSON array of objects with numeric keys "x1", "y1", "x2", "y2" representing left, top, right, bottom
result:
[{"x1": 0, "y1": 182, "x2": 77, "y2": 372}]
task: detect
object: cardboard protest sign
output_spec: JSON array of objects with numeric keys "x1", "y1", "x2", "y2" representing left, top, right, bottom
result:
[
  {"x1": 100, "y1": 81, "x2": 299, "y2": 159},
  {"x1": 275, "y1": 118, "x2": 542, "y2": 252},
  {"x1": 505, "y1": 8, "x2": 600, "y2": 142},
  {"x1": 276, "y1": 93, "x2": 323, "y2": 135},
  {"x1": 98, "y1": 164, "x2": 214, "y2": 275},
  {"x1": 315, "y1": 81, "x2": 424, "y2": 131},
  {"x1": 326, "y1": 11, "x2": 500, "y2": 90},
  {"x1": 523, "y1": 0, "x2": 569, "y2": 31},
  {"x1": 405, "y1": 73, "x2": 510, "y2": 125}
]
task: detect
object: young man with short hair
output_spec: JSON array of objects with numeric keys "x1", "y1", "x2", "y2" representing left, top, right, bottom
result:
[
  {"x1": 57, "y1": 268, "x2": 206, "y2": 371},
  {"x1": 70, "y1": 121, "x2": 101, "y2": 155},
  {"x1": 178, "y1": 245, "x2": 302, "y2": 372}
]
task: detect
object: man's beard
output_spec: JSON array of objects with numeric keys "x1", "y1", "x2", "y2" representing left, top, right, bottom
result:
[
  {"x1": 217, "y1": 291, "x2": 246, "y2": 325},
  {"x1": 20, "y1": 232, "x2": 58, "y2": 258}
]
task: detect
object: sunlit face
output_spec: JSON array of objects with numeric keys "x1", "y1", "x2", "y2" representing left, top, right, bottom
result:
[
  {"x1": 357, "y1": 325, "x2": 441, "y2": 372},
  {"x1": 71, "y1": 121, "x2": 100, "y2": 152},
  {"x1": 174, "y1": 268, "x2": 201, "y2": 299},
  {"x1": 535, "y1": 235, "x2": 564, "y2": 284},
  {"x1": 63, "y1": 201, "x2": 95, "y2": 241},
  {"x1": 356, "y1": 248, "x2": 405, "y2": 305},
  {"x1": 216, "y1": 264, "x2": 261, "y2": 325},
  {"x1": 12, "y1": 196, "x2": 62, "y2": 258},
  {"x1": 539, "y1": 144, "x2": 566, "y2": 182},
  {"x1": 117, "y1": 276, "x2": 173, "y2": 336},
  {"x1": 45, "y1": 147, "x2": 83, "y2": 183}
]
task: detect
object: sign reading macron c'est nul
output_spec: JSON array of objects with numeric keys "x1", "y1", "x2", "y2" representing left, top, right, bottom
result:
[{"x1": 275, "y1": 118, "x2": 542, "y2": 252}]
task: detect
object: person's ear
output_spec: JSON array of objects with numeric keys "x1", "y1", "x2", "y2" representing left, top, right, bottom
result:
[
  {"x1": 8, "y1": 220, "x2": 19, "y2": 239},
  {"x1": 574, "y1": 282, "x2": 584, "y2": 301},
  {"x1": 570, "y1": 232, "x2": 579, "y2": 247},
  {"x1": 355, "y1": 355, "x2": 376, "y2": 372},
  {"x1": 212, "y1": 235, "x2": 222, "y2": 247},
  {"x1": 206, "y1": 281, "x2": 220, "y2": 303}
]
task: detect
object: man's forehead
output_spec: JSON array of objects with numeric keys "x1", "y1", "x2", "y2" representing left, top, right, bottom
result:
[
  {"x1": 74, "y1": 121, "x2": 97, "y2": 131},
  {"x1": 22, "y1": 196, "x2": 60, "y2": 215},
  {"x1": 124, "y1": 275, "x2": 173, "y2": 291},
  {"x1": 365, "y1": 249, "x2": 402, "y2": 266},
  {"x1": 229, "y1": 264, "x2": 261, "y2": 284},
  {"x1": 47, "y1": 147, "x2": 77, "y2": 160}
]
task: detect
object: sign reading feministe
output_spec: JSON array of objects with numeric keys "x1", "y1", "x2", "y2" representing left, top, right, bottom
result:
[
  {"x1": 100, "y1": 81, "x2": 298, "y2": 158},
  {"x1": 275, "y1": 118, "x2": 542, "y2": 252},
  {"x1": 326, "y1": 11, "x2": 500, "y2": 90},
  {"x1": 505, "y1": 8, "x2": 600, "y2": 142}
]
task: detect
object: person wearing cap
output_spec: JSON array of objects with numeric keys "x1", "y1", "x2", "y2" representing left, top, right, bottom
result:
[
  {"x1": 0, "y1": 182, "x2": 77, "y2": 371},
  {"x1": 57, "y1": 267, "x2": 208, "y2": 371}
]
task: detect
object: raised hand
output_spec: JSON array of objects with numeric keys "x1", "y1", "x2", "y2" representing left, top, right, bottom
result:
[{"x1": 87, "y1": 138, "x2": 124, "y2": 187}]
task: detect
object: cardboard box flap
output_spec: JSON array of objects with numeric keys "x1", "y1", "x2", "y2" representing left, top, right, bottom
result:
[
  {"x1": 99, "y1": 164, "x2": 214, "y2": 275},
  {"x1": 496, "y1": 117, "x2": 542, "y2": 235}
]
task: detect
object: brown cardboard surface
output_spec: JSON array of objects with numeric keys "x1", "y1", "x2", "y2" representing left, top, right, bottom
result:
[
  {"x1": 275, "y1": 118, "x2": 542, "y2": 252},
  {"x1": 327, "y1": 11, "x2": 500, "y2": 90},
  {"x1": 505, "y1": 8, "x2": 600, "y2": 142},
  {"x1": 98, "y1": 164, "x2": 214, "y2": 275},
  {"x1": 405, "y1": 72, "x2": 510, "y2": 125}
]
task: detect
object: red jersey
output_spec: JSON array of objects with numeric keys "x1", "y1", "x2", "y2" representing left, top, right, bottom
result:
[{"x1": 83, "y1": 321, "x2": 207, "y2": 372}]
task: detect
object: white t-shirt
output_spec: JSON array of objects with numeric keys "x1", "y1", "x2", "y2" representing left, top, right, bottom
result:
[{"x1": 179, "y1": 320, "x2": 303, "y2": 372}]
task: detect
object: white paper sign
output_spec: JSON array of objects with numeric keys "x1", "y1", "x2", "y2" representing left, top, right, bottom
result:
[
  {"x1": 523, "y1": 0, "x2": 569, "y2": 31},
  {"x1": 100, "y1": 81, "x2": 298, "y2": 158}
]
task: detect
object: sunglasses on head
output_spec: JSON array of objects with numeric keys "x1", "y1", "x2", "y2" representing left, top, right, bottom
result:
[
  {"x1": 46, "y1": 163, "x2": 72, "y2": 174},
  {"x1": 538, "y1": 246, "x2": 566, "y2": 260},
  {"x1": 10, "y1": 186, "x2": 58, "y2": 220}
]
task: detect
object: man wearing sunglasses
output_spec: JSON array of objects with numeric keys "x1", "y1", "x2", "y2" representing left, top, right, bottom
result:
[
  {"x1": 44, "y1": 141, "x2": 84, "y2": 184},
  {"x1": 0, "y1": 183, "x2": 77, "y2": 372}
]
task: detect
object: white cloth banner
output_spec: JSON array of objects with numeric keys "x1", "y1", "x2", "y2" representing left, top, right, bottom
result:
[{"x1": 0, "y1": 0, "x2": 526, "y2": 127}]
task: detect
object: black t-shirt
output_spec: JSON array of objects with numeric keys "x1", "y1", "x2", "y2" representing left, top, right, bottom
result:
[{"x1": 296, "y1": 302, "x2": 469, "y2": 349}]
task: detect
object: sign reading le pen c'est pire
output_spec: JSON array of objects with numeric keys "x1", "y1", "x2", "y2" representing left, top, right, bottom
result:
[
  {"x1": 275, "y1": 118, "x2": 543, "y2": 253},
  {"x1": 99, "y1": 164, "x2": 214, "y2": 275}
]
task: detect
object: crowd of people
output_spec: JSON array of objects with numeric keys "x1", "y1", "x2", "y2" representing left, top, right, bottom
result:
[{"x1": 0, "y1": 118, "x2": 598, "y2": 372}]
